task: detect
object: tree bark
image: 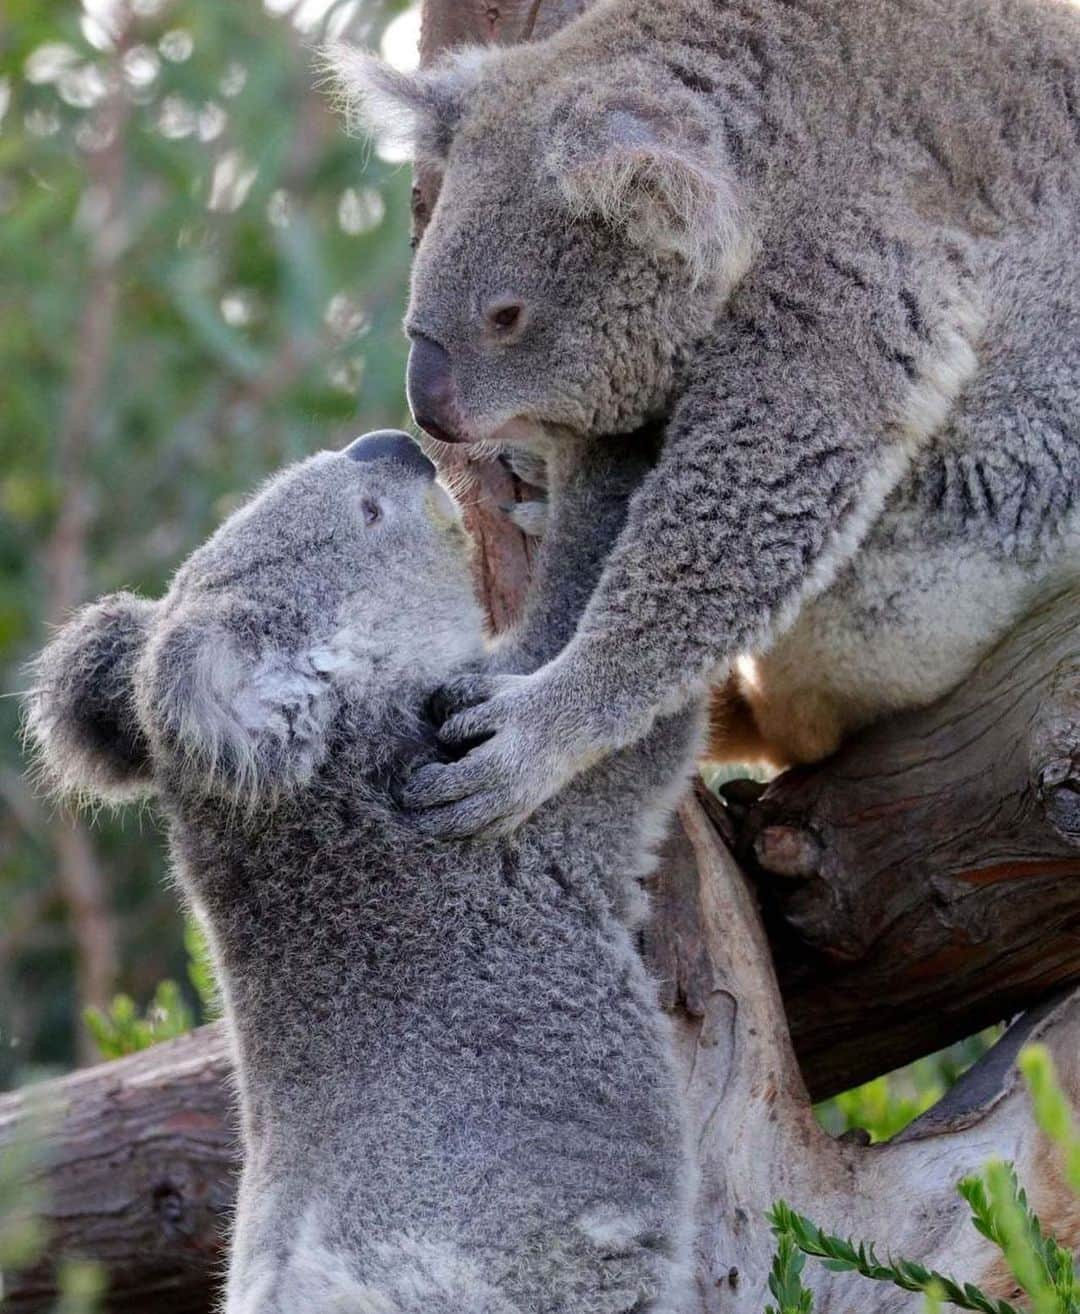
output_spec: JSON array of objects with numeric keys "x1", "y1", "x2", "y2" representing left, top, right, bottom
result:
[
  {"x1": 742, "y1": 583, "x2": 1080, "y2": 1097},
  {"x1": 672, "y1": 795, "x2": 1080, "y2": 1312},
  {"x1": 0, "y1": 1029, "x2": 235, "y2": 1314}
]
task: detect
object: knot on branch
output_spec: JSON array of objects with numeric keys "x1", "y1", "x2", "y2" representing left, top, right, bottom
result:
[
  {"x1": 752, "y1": 823, "x2": 823, "y2": 879},
  {"x1": 1038, "y1": 756, "x2": 1080, "y2": 844}
]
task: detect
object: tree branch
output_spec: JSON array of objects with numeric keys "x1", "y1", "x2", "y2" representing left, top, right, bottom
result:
[{"x1": 742, "y1": 584, "x2": 1080, "y2": 1096}]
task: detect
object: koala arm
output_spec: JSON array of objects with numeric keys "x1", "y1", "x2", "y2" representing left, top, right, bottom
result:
[
  {"x1": 489, "y1": 432, "x2": 658, "y2": 676},
  {"x1": 405, "y1": 217, "x2": 981, "y2": 835}
]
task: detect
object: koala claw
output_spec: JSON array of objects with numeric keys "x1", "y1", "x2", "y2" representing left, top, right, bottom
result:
[
  {"x1": 404, "y1": 668, "x2": 585, "y2": 837},
  {"x1": 410, "y1": 791, "x2": 520, "y2": 841}
]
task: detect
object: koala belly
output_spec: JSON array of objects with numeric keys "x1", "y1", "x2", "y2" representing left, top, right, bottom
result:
[{"x1": 706, "y1": 516, "x2": 1080, "y2": 770}]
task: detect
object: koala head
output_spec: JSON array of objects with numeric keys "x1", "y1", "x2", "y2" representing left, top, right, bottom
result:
[
  {"x1": 25, "y1": 432, "x2": 481, "y2": 807},
  {"x1": 329, "y1": 44, "x2": 748, "y2": 446}
]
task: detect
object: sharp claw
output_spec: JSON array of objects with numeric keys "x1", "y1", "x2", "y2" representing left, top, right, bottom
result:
[{"x1": 438, "y1": 714, "x2": 484, "y2": 744}]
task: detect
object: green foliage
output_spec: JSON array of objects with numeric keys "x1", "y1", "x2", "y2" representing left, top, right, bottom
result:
[
  {"x1": 960, "y1": 1163, "x2": 1078, "y2": 1314},
  {"x1": 50, "y1": 1261, "x2": 107, "y2": 1314},
  {"x1": 83, "y1": 978, "x2": 193, "y2": 1059},
  {"x1": 0, "y1": 1132, "x2": 48, "y2": 1286},
  {"x1": 925, "y1": 1280, "x2": 948, "y2": 1313},
  {"x1": 1, "y1": 0, "x2": 415, "y2": 1087},
  {"x1": 81, "y1": 917, "x2": 220, "y2": 1058},
  {"x1": 767, "y1": 1200, "x2": 1024, "y2": 1314},
  {"x1": 769, "y1": 1047, "x2": 1080, "y2": 1314},
  {"x1": 816, "y1": 1030, "x2": 1000, "y2": 1143},
  {"x1": 765, "y1": 1230, "x2": 815, "y2": 1314},
  {"x1": 1020, "y1": 1044, "x2": 1080, "y2": 1194}
]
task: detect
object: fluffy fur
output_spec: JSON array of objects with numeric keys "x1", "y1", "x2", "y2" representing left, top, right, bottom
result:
[
  {"x1": 332, "y1": 0, "x2": 1080, "y2": 834},
  {"x1": 24, "y1": 436, "x2": 699, "y2": 1313}
]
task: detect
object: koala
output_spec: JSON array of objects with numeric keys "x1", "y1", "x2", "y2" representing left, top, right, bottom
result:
[
  {"x1": 25, "y1": 430, "x2": 699, "y2": 1314},
  {"x1": 330, "y1": 0, "x2": 1080, "y2": 836}
]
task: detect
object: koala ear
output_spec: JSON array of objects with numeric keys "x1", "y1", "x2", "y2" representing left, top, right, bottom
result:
[
  {"x1": 323, "y1": 43, "x2": 493, "y2": 164},
  {"x1": 24, "y1": 592, "x2": 156, "y2": 804},
  {"x1": 547, "y1": 92, "x2": 745, "y2": 280},
  {"x1": 142, "y1": 611, "x2": 365, "y2": 803}
]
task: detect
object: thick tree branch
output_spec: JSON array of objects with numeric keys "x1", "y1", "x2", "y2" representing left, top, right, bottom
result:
[
  {"x1": 665, "y1": 795, "x2": 1080, "y2": 1313},
  {"x1": 741, "y1": 584, "x2": 1080, "y2": 1096},
  {"x1": 0, "y1": 1029, "x2": 235, "y2": 1314}
]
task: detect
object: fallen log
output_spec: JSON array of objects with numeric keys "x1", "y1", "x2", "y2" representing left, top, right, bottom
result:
[{"x1": 0, "y1": 1028, "x2": 234, "y2": 1314}]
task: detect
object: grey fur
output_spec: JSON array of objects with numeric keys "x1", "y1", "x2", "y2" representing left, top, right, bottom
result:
[
  {"x1": 333, "y1": 0, "x2": 1080, "y2": 834},
  {"x1": 24, "y1": 437, "x2": 698, "y2": 1314}
]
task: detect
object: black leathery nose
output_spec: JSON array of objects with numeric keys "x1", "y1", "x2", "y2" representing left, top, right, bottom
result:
[
  {"x1": 406, "y1": 334, "x2": 456, "y2": 441},
  {"x1": 341, "y1": 430, "x2": 435, "y2": 481}
]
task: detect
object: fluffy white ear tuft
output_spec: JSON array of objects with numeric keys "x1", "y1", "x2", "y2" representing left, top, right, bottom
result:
[
  {"x1": 142, "y1": 617, "x2": 370, "y2": 805},
  {"x1": 24, "y1": 592, "x2": 156, "y2": 805},
  {"x1": 321, "y1": 43, "x2": 493, "y2": 164},
  {"x1": 548, "y1": 94, "x2": 746, "y2": 282}
]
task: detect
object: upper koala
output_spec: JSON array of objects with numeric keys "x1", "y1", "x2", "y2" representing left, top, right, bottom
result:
[
  {"x1": 332, "y1": 0, "x2": 1080, "y2": 836},
  {"x1": 25, "y1": 431, "x2": 697, "y2": 1314}
]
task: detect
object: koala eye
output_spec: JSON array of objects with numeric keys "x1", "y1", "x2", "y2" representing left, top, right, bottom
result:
[
  {"x1": 485, "y1": 300, "x2": 525, "y2": 334},
  {"x1": 361, "y1": 497, "x2": 381, "y2": 526}
]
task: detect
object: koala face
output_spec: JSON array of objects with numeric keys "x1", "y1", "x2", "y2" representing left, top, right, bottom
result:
[
  {"x1": 166, "y1": 431, "x2": 472, "y2": 678},
  {"x1": 405, "y1": 148, "x2": 688, "y2": 445},
  {"x1": 26, "y1": 432, "x2": 482, "y2": 807},
  {"x1": 329, "y1": 47, "x2": 748, "y2": 446}
]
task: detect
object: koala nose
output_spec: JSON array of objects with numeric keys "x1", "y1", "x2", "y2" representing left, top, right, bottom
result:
[
  {"x1": 406, "y1": 334, "x2": 459, "y2": 443},
  {"x1": 341, "y1": 430, "x2": 435, "y2": 481}
]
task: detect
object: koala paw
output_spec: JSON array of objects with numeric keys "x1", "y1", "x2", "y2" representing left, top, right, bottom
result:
[
  {"x1": 500, "y1": 497, "x2": 548, "y2": 538},
  {"x1": 499, "y1": 447, "x2": 548, "y2": 490},
  {"x1": 402, "y1": 667, "x2": 591, "y2": 838}
]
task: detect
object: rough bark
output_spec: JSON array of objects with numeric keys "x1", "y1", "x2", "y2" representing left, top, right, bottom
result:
[
  {"x1": 672, "y1": 795, "x2": 1080, "y2": 1312},
  {"x1": 742, "y1": 584, "x2": 1080, "y2": 1097},
  {"x1": 0, "y1": 1028, "x2": 235, "y2": 1314}
]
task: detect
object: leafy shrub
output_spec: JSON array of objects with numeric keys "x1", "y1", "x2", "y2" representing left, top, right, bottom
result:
[
  {"x1": 82, "y1": 919, "x2": 216, "y2": 1058},
  {"x1": 768, "y1": 1044, "x2": 1080, "y2": 1313}
]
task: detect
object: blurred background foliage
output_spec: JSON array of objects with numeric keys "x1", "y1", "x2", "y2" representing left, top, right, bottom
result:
[
  {"x1": 0, "y1": 0, "x2": 418, "y2": 1087},
  {"x1": 0, "y1": 0, "x2": 997, "y2": 1154}
]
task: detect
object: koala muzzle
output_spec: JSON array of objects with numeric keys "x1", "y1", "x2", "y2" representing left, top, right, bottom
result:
[
  {"x1": 406, "y1": 334, "x2": 460, "y2": 444},
  {"x1": 342, "y1": 430, "x2": 435, "y2": 481}
]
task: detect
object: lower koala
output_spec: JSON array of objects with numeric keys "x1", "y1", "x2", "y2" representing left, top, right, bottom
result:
[{"x1": 25, "y1": 430, "x2": 698, "y2": 1314}]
